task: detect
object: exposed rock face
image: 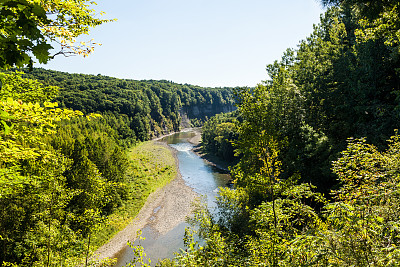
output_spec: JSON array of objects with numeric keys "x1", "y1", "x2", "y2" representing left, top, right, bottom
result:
[
  {"x1": 151, "y1": 104, "x2": 235, "y2": 136},
  {"x1": 180, "y1": 104, "x2": 236, "y2": 122},
  {"x1": 179, "y1": 111, "x2": 191, "y2": 128}
]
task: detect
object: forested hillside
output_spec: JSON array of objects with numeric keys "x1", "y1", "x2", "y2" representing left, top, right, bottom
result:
[
  {"x1": 0, "y1": 69, "x2": 235, "y2": 266},
  {"x1": 166, "y1": 1, "x2": 400, "y2": 266},
  {"x1": 20, "y1": 68, "x2": 235, "y2": 142},
  {"x1": 202, "y1": 2, "x2": 400, "y2": 194},
  {"x1": 201, "y1": 111, "x2": 240, "y2": 163},
  {"x1": 0, "y1": 1, "x2": 235, "y2": 265},
  {"x1": 3, "y1": 0, "x2": 400, "y2": 266}
]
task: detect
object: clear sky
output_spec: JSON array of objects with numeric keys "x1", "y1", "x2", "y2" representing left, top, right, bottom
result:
[{"x1": 39, "y1": 0, "x2": 325, "y2": 88}]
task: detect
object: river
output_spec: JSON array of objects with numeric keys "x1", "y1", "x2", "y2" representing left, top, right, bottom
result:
[{"x1": 114, "y1": 130, "x2": 231, "y2": 266}]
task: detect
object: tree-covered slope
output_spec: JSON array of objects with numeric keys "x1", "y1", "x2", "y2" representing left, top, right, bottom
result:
[
  {"x1": 161, "y1": 1, "x2": 400, "y2": 266},
  {"x1": 202, "y1": 4, "x2": 400, "y2": 194},
  {"x1": 20, "y1": 68, "x2": 236, "y2": 141},
  {"x1": 0, "y1": 61, "x2": 237, "y2": 267}
]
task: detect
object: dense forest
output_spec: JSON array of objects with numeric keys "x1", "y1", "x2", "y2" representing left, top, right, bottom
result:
[
  {"x1": 2, "y1": 0, "x2": 400, "y2": 266},
  {"x1": 0, "y1": 71, "x2": 132, "y2": 266},
  {"x1": 18, "y1": 68, "x2": 235, "y2": 142},
  {"x1": 201, "y1": 111, "x2": 240, "y2": 163},
  {"x1": 0, "y1": 1, "x2": 237, "y2": 265},
  {"x1": 0, "y1": 69, "x2": 235, "y2": 265},
  {"x1": 163, "y1": 0, "x2": 400, "y2": 266}
]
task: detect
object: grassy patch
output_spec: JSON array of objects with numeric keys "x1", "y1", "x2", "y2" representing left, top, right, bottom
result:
[{"x1": 91, "y1": 141, "x2": 177, "y2": 250}]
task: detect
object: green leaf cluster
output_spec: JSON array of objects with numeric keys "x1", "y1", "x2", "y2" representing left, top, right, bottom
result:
[
  {"x1": 0, "y1": 0, "x2": 114, "y2": 69},
  {"x1": 201, "y1": 111, "x2": 240, "y2": 162}
]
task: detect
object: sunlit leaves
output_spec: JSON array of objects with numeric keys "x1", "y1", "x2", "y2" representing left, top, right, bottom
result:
[
  {"x1": 355, "y1": 3, "x2": 400, "y2": 53},
  {"x1": 0, "y1": 72, "x2": 114, "y2": 266},
  {"x1": 0, "y1": 72, "x2": 58, "y2": 103},
  {"x1": 316, "y1": 133, "x2": 400, "y2": 265},
  {"x1": 30, "y1": 0, "x2": 116, "y2": 59},
  {"x1": 0, "y1": 97, "x2": 82, "y2": 166},
  {"x1": 0, "y1": 0, "x2": 115, "y2": 69}
]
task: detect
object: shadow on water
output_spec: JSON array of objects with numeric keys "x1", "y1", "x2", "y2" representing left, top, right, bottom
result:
[{"x1": 114, "y1": 130, "x2": 231, "y2": 267}]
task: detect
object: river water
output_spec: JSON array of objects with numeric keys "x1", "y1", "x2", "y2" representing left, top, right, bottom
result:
[{"x1": 114, "y1": 130, "x2": 231, "y2": 266}]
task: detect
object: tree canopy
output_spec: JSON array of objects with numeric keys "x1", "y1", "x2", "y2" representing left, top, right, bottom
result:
[
  {"x1": 19, "y1": 68, "x2": 235, "y2": 142},
  {"x1": 161, "y1": 0, "x2": 400, "y2": 266},
  {"x1": 0, "y1": 0, "x2": 114, "y2": 69}
]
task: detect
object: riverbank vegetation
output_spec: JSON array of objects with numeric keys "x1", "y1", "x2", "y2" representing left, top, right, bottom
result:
[
  {"x1": 90, "y1": 141, "x2": 177, "y2": 250},
  {"x1": 164, "y1": 0, "x2": 400, "y2": 266},
  {"x1": 201, "y1": 111, "x2": 240, "y2": 163},
  {"x1": 3, "y1": 0, "x2": 400, "y2": 265},
  {"x1": 0, "y1": 69, "x2": 176, "y2": 266},
  {"x1": 0, "y1": 1, "x2": 232, "y2": 266}
]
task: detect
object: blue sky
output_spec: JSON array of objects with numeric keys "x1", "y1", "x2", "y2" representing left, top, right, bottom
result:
[{"x1": 39, "y1": 0, "x2": 325, "y2": 87}]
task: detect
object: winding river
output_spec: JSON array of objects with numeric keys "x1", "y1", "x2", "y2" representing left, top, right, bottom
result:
[{"x1": 114, "y1": 130, "x2": 231, "y2": 266}]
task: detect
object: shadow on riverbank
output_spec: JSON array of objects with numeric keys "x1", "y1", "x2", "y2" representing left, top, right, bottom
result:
[{"x1": 187, "y1": 128, "x2": 237, "y2": 176}]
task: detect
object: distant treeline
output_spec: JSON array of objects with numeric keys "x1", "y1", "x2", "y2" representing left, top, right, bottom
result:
[{"x1": 20, "y1": 68, "x2": 235, "y2": 143}]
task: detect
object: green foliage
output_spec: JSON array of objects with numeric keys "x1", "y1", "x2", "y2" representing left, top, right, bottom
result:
[
  {"x1": 0, "y1": 73, "x2": 86, "y2": 266},
  {"x1": 0, "y1": 0, "x2": 114, "y2": 69},
  {"x1": 315, "y1": 134, "x2": 400, "y2": 265},
  {"x1": 0, "y1": 0, "x2": 50, "y2": 68},
  {"x1": 126, "y1": 230, "x2": 152, "y2": 267},
  {"x1": 50, "y1": 117, "x2": 129, "y2": 215},
  {"x1": 201, "y1": 111, "x2": 240, "y2": 162},
  {"x1": 321, "y1": 0, "x2": 398, "y2": 21},
  {"x1": 355, "y1": 3, "x2": 400, "y2": 56},
  {"x1": 0, "y1": 71, "x2": 58, "y2": 102},
  {"x1": 167, "y1": 1, "x2": 400, "y2": 266},
  {"x1": 19, "y1": 68, "x2": 235, "y2": 140},
  {"x1": 0, "y1": 72, "x2": 127, "y2": 266}
]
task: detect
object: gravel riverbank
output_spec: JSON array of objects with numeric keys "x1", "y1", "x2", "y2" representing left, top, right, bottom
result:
[{"x1": 92, "y1": 139, "x2": 198, "y2": 263}]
